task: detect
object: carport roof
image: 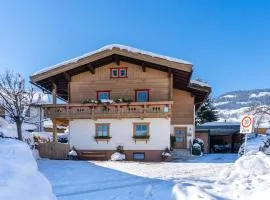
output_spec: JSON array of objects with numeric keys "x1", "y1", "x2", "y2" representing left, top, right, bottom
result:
[
  {"x1": 196, "y1": 128, "x2": 240, "y2": 136},
  {"x1": 196, "y1": 122, "x2": 240, "y2": 136}
]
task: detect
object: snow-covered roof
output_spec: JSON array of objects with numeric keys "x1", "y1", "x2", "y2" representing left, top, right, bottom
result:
[
  {"x1": 201, "y1": 122, "x2": 240, "y2": 126},
  {"x1": 189, "y1": 80, "x2": 210, "y2": 88},
  {"x1": 33, "y1": 44, "x2": 192, "y2": 76},
  {"x1": 196, "y1": 122, "x2": 241, "y2": 135},
  {"x1": 43, "y1": 119, "x2": 67, "y2": 129}
]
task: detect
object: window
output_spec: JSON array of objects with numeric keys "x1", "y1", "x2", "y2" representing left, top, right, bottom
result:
[
  {"x1": 119, "y1": 68, "x2": 127, "y2": 77},
  {"x1": 96, "y1": 124, "x2": 110, "y2": 137},
  {"x1": 111, "y1": 69, "x2": 118, "y2": 78},
  {"x1": 133, "y1": 153, "x2": 145, "y2": 160},
  {"x1": 134, "y1": 123, "x2": 149, "y2": 137},
  {"x1": 110, "y1": 68, "x2": 127, "y2": 78},
  {"x1": 135, "y1": 90, "x2": 149, "y2": 102},
  {"x1": 97, "y1": 91, "x2": 110, "y2": 100}
]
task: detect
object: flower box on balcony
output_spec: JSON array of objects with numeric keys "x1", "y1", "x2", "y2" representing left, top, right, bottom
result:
[
  {"x1": 133, "y1": 135, "x2": 150, "y2": 143},
  {"x1": 94, "y1": 136, "x2": 112, "y2": 143}
]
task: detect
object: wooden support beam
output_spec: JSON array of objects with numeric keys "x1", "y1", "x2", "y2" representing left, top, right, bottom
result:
[
  {"x1": 168, "y1": 68, "x2": 172, "y2": 78},
  {"x1": 51, "y1": 81, "x2": 57, "y2": 104},
  {"x1": 63, "y1": 72, "x2": 71, "y2": 102},
  {"x1": 52, "y1": 119, "x2": 57, "y2": 142},
  {"x1": 142, "y1": 62, "x2": 146, "y2": 72},
  {"x1": 63, "y1": 72, "x2": 71, "y2": 81},
  {"x1": 113, "y1": 55, "x2": 120, "y2": 66},
  {"x1": 87, "y1": 63, "x2": 95, "y2": 74},
  {"x1": 169, "y1": 72, "x2": 173, "y2": 100}
]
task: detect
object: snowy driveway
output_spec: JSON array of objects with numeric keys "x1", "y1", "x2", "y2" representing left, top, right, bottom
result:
[{"x1": 38, "y1": 154, "x2": 237, "y2": 200}]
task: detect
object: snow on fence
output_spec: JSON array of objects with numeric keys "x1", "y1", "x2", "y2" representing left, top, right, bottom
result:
[{"x1": 38, "y1": 142, "x2": 69, "y2": 160}]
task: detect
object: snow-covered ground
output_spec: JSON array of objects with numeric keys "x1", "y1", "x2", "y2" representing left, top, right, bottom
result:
[
  {"x1": 37, "y1": 135, "x2": 270, "y2": 200},
  {"x1": 0, "y1": 138, "x2": 56, "y2": 200},
  {"x1": 38, "y1": 154, "x2": 237, "y2": 200}
]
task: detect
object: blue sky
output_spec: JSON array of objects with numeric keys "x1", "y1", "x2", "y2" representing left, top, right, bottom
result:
[{"x1": 0, "y1": 0, "x2": 270, "y2": 97}]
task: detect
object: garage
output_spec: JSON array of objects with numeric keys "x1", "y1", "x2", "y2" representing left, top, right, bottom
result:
[{"x1": 196, "y1": 122, "x2": 244, "y2": 153}]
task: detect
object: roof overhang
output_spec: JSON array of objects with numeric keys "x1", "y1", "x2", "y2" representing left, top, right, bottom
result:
[
  {"x1": 188, "y1": 81, "x2": 212, "y2": 110},
  {"x1": 196, "y1": 128, "x2": 240, "y2": 136},
  {"x1": 30, "y1": 45, "x2": 211, "y2": 108}
]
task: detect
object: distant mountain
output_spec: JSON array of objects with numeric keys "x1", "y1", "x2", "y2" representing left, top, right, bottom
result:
[{"x1": 214, "y1": 89, "x2": 270, "y2": 127}]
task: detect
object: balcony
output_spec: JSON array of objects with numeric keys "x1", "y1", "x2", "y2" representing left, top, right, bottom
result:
[{"x1": 43, "y1": 101, "x2": 173, "y2": 120}]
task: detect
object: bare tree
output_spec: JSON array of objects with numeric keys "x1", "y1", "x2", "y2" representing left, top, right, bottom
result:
[
  {"x1": 0, "y1": 70, "x2": 36, "y2": 141},
  {"x1": 247, "y1": 103, "x2": 270, "y2": 132}
]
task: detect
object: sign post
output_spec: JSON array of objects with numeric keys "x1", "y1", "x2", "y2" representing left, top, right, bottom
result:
[{"x1": 240, "y1": 115, "x2": 254, "y2": 155}]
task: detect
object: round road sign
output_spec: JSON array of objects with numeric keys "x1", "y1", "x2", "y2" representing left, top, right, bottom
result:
[{"x1": 241, "y1": 116, "x2": 253, "y2": 128}]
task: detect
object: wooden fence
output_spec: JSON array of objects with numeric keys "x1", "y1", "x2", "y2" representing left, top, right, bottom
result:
[{"x1": 38, "y1": 142, "x2": 69, "y2": 160}]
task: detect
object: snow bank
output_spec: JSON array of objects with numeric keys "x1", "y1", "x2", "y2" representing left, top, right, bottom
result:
[
  {"x1": 218, "y1": 152, "x2": 270, "y2": 199},
  {"x1": 0, "y1": 138, "x2": 56, "y2": 200},
  {"x1": 111, "y1": 152, "x2": 126, "y2": 161},
  {"x1": 238, "y1": 134, "x2": 268, "y2": 156},
  {"x1": 172, "y1": 184, "x2": 215, "y2": 200}
]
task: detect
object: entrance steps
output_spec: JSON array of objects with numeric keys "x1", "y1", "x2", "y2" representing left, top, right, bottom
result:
[{"x1": 170, "y1": 149, "x2": 193, "y2": 161}]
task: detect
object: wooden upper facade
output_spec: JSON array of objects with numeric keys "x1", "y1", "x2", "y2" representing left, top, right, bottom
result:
[{"x1": 30, "y1": 44, "x2": 211, "y2": 124}]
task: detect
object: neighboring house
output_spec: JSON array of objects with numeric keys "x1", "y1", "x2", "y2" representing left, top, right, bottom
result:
[
  {"x1": 196, "y1": 122, "x2": 243, "y2": 153},
  {"x1": 30, "y1": 44, "x2": 211, "y2": 161},
  {"x1": 0, "y1": 92, "x2": 50, "y2": 132}
]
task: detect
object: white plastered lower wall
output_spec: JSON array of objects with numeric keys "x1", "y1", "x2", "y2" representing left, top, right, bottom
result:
[{"x1": 69, "y1": 118, "x2": 171, "y2": 150}]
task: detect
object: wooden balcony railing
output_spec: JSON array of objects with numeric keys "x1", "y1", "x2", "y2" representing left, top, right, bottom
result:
[{"x1": 43, "y1": 101, "x2": 173, "y2": 120}]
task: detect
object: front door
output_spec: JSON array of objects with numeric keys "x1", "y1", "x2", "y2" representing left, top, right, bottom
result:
[{"x1": 174, "y1": 127, "x2": 186, "y2": 149}]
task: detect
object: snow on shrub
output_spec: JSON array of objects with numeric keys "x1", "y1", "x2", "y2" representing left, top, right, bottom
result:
[
  {"x1": 161, "y1": 147, "x2": 171, "y2": 161},
  {"x1": 192, "y1": 143, "x2": 202, "y2": 156},
  {"x1": 161, "y1": 152, "x2": 171, "y2": 157},
  {"x1": 192, "y1": 138, "x2": 204, "y2": 156},
  {"x1": 0, "y1": 138, "x2": 56, "y2": 200},
  {"x1": 193, "y1": 138, "x2": 204, "y2": 152},
  {"x1": 111, "y1": 152, "x2": 126, "y2": 161},
  {"x1": 217, "y1": 152, "x2": 270, "y2": 199},
  {"x1": 111, "y1": 145, "x2": 125, "y2": 161}
]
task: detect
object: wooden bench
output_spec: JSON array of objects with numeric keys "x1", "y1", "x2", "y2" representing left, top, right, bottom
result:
[{"x1": 78, "y1": 151, "x2": 107, "y2": 160}]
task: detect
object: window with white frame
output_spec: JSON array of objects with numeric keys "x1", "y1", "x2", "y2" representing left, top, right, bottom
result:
[
  {"x1": 110, "y1": 68, "x2": 127, "y2": 78},
  {"x1": 111, "y1": 68, "x2": 118, "y2": 78},
  {"x1": 119, "y1": 68, "x2": 127, "y2": 77}
]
